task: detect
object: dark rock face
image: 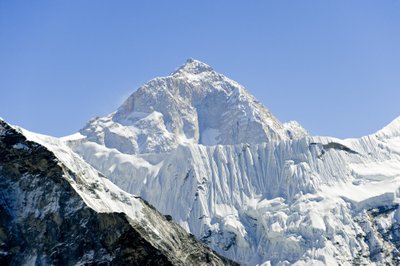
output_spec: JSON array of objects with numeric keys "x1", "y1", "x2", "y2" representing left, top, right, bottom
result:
[{"x1": 0, "y1": 121, "x2": 237, "y2": 266}]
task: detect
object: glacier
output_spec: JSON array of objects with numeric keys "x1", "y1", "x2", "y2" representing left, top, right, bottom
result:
[{"x1": 6, "y1": 59, "x2": 400, "y2": 265}]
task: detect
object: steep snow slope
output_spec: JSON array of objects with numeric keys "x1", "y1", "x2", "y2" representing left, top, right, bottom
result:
[
  {"x1": 0, "y1": 120, "x2": 237, "y2": 265},
  {"x1": 62, "y1": 60, "x2": 400, "y2": 265}
]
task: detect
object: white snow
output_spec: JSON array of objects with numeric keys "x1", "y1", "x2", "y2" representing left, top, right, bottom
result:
[
  {"x1": 351, "y1": 159, "x2": 400, "y2": 181},
  {"x1": 60, "y1": 132, "x2": 86, "y2": 141}
]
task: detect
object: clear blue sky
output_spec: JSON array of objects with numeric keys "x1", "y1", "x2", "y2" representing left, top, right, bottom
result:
[{"x1": 1, "y1": 1, "x2": 399, "y2": 138}]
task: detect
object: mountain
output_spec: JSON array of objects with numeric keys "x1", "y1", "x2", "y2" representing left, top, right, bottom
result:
[
  {"x1": 80, "y1": 59, "x2": 307, "y2": 154},
  {"x1": 64, "y1": 59, "x2": 400, "y2": 265},
  {"x1": 4, "y1": 59, "x2": 400, "y2": 265},
  {"x1": 0, "y1": 119, "x2": 238, "y2": 265}
]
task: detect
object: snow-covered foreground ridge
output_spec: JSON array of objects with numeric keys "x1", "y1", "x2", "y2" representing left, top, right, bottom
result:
[
  {"x1": 8, "y1": 59, "x2": 400, "y2": 265},
  {"x1": 0, "y1": 119, "x2": 237, "y2": 265}
]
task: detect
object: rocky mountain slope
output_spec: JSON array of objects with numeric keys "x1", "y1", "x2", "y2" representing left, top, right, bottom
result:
[
  {"x1": 62, "y1": 59, "x2": 400, "y2": 265},
  {"x1": 0, "y1": 120, "x2": 237, "y2": 265}
]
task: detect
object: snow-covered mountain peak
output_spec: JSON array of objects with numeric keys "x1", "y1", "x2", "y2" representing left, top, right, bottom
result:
[
  {"x1": 80, "y1": 59, "x2": 307, "y2": 154},
  {"x1": 172, "y1": 58, "x2": 214, "y2": 76}
]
